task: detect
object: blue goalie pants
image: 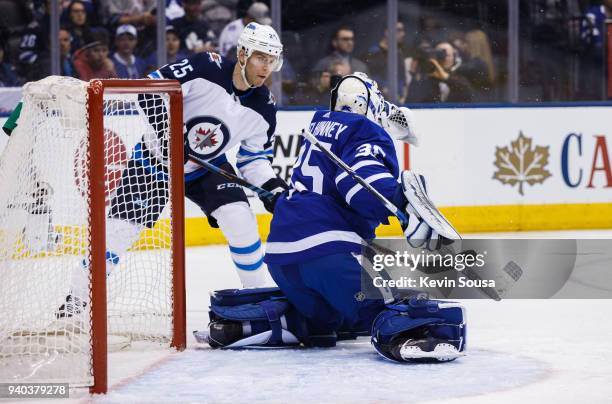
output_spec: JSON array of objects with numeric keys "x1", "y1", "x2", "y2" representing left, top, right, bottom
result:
[{"x1": 267, "y1": 253, "x2": 385, "y2": 336}]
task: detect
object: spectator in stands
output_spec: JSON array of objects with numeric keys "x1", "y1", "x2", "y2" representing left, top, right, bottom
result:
[
  {"x1": 451, "y1": 29, "x2": 495, "y2": 101},
  {"x1": 405, "y1": 42, "x2": 474, "y2": 103},
  {"x1": 580, "y1": 0, "x2": 612, "y2": 99},
  {"x1": 63, "y1": 0, "x2": 95, "y2": 53},
  {"x1": 362, "y1": 21, "x2": 411, "y2": 101},
  {"x1": 166, "y1": 0, "x2": 186, "y2": 20},
  {"x1": 202, "y1": 0, "x2": 234, "y2": 38},
  {"x1": 145, "y1": 25, "x2": 189, "y2": 71},
  {"x1": 111, "y1": 24, "x2": 147, "y2": 79},
  {"x1": 313, "y1": 26, "x2": 368, "y2": 76},
  {"x1": 61, "y1": 0, "x2": 98, "y2": 26},
  {"x1": 59, "y1": 28, "x2": 78, "y2": 78},
  {"x1": 218, "y1": 2, "x2": 271, "y2": 59},
  {"x1": 99, "y1": 0, "x2": 157, "y2": 30},
  {"x1": 0, "y1": 34, "x2": 21, "y2": 87},
  {"x1": 73, "y1": 30, "x2": 117, "y2": 80},
  {"x1": 18, "y1": 12, "x2": 78, "y2": 81},
  {"x1": 301, "y1": 60, "x2": 351, "y2": 106},
  {"x1": 171, "y1": 0, "x2": 216, "y2": 55},
  {"x1": 581, "y1": 0, "x2": 612, "y2": 50},
  {"x1": 18, "y1": 1, "x2": 51, "y2": 79}
]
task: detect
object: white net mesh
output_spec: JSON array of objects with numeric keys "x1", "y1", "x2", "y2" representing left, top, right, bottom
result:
[{"x1": 0, "y1": 76, "x2": 178, "y2": 387}]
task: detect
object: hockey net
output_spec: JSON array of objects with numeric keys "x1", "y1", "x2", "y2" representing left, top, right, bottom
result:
[{"x1": 0, "y1": 76, "x2": 185, "y2": 393}]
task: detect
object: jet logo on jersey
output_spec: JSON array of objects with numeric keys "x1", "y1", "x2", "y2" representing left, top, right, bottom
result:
[
  {"x1": 195, "y1": 126, "x2": 219, "y2": 149},
  {"x1": 207, "y1": 52, "x2": 223, "y2": 69},
  {"x1": 267, "y1": 92, "x2": 276, "y2": 105},
  {"x1": 186, "y1": 116, "x2": 230, "y2": 159}
]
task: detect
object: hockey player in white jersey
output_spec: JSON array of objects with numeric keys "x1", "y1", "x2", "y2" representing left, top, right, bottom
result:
[
  {"x1": 57, "y1": 23, "x2": 288, "y2": 317},
  {"x1": 197, "y1": 73, "x2": 466, "y2": 363}
]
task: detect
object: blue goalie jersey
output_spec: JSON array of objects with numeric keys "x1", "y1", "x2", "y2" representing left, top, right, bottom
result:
[{"x1": 265, "y1": 110, "x2": 404, "y2": 265}]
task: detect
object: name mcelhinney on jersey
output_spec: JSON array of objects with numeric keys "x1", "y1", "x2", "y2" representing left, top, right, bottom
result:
[{"x1": 308, "y1": 120, "x2": 349, "y2": 140}]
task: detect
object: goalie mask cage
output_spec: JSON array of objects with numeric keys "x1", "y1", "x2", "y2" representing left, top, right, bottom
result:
[{"x1": 0, "y1": 77, "x2": 186, "y2": 394}]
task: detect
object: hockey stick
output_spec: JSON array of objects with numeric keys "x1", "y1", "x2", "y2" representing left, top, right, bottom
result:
[
  {"x1": 186, "y1": 154, "x2": 275, "y2": 201},
  {"x1": 301, "y1": 129, "x2": 460, "y2": 240},
  {"x1": 301, "y1": 129, "x2": 409, "y2": 227}
]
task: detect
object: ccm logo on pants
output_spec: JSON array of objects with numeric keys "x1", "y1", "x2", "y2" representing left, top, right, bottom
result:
[{"x1": 217, "y1": 182, "x2": 241, "y2": 190}]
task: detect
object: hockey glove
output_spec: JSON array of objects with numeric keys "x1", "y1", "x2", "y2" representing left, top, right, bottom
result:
[
  {"x1": 400, "y1": 171, "x2": 458, "y2": 251},
  {"x1": 402, "y1": 203, "x2": 442, "y2": 251},
  {"x1": 260, "y1": 177, "x2": 289, "y2": 213},
  {"x1": 380, "y1": 103, "x2": 419, "y2": 146}
]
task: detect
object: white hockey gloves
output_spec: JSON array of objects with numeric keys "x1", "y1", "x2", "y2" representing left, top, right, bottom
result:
[
  {"x1": 380, "y1": 103, "x2": 419, "y2": 146},
  {"x1": 400, "y1": 171, "x2": 461, "y2": 250}
]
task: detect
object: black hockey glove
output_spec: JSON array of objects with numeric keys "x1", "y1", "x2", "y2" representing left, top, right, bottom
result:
[{"x1": 260, "y1": 177, "x2": 289, "y2": 213}]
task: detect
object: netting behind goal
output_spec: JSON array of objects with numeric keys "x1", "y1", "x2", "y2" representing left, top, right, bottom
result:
[{"x1": 0, "y1": 76, "x2": 185, "y2": 392}]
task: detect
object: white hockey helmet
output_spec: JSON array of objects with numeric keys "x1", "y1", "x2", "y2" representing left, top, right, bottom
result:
[
  {"x1": 237, "y1": 22, "x2": 283, "y2": 72},
  {"x1": 330, "y1": 72, "x2": 385, "y2": 124}
]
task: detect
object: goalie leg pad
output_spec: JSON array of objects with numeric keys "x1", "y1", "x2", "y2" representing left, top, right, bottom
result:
[
  {"x1": 371, "y1": 298, "x2": 466, "y2": 362},
  {"x1": 206, "y1": 288, "x2": 309, "y2": 348}
]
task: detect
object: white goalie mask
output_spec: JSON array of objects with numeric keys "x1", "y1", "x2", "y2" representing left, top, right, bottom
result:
[
  {"x1": 330, "y1": 72, "x2": 385, "y2": 124},
  {"x1": 237, "y1": 22, "x2": 283, "y2": 87}
]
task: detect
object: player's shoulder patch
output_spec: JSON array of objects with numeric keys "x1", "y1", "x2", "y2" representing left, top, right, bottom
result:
[
  {"x1": 267, "y1": 91, "x2": 276, "y2": 106},
  {"x1": 207, "y1": 52, "x2": 223, "y2": 69}
]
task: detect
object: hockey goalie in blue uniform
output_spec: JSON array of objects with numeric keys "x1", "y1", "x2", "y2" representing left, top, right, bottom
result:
[{"x1": 198, "y1": 73, "x2": 466, "y2": 363}]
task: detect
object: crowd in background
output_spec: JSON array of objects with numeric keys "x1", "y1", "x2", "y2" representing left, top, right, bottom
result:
[{"x1": 0, "y1": 0, "x2": 611, "y2": 105}]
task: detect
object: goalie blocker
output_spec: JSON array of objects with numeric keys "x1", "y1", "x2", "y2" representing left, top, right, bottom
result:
[{"x1": 194, "y1": 288, "x2": 466, "y2": 362}]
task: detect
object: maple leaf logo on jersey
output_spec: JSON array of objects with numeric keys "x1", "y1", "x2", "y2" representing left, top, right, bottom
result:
[{"x1": 194, "y1": 125, "x2": 221, "y2": 150}]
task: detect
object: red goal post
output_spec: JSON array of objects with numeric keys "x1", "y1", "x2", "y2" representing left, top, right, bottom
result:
[
  {"x1": 88, "y1": 79, "x2": 186, "y2": 394},
  {"x1": 0, "y1": 77, "x2": 185, "y2": 395}
]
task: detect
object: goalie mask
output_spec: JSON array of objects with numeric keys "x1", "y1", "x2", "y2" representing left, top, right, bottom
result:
[
  {"x1": 330, "y1": 72, "x2": 385, "y2": 125},
  {"x1": 237, "y1": 22, "x2": 283, "y2": 87}
]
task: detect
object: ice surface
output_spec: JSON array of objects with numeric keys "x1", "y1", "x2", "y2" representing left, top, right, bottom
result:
[
  {"x1": 34, "y1": 231, "x2": 612, "y2": 403},
  {"x1": 99, "y1": 345, "x2": 545, "y2": 404}
]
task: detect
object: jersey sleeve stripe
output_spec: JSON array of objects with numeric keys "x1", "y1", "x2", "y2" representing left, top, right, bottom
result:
[
  {"x1": 344, "y1": 172, "x2": 394, "y2": 205},
  {"x1": 148, "y1": 70, "x2": 163, "y2": 79},
  {"x1": 335, "y1": 159, "x2": 384, "y2": 185},
  {"x1": 266, "y1": 230, "x2": 363, "y2": 254},
  {"x1": 237, "y1": 147, "x2": 274, "y2": 157},
  {"x1": 236, "y1": 156, "x2": 269, "y2": 169}
]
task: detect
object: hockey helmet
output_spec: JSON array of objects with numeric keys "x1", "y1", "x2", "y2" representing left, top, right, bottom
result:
[
  {"x1": 330, "y1": 72, "x2": 385, "y2": 124},
  {"x1": 237, "y1": 22, "x2": 283, "y2": 72}
]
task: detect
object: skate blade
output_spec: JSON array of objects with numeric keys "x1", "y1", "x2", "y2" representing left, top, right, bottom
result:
[
  {"x1": 193, "y1": 330, "x2": 210, "y2": 344},
  {"x1": 400, "y1": 342, "x2": 465, "y2": 362}
]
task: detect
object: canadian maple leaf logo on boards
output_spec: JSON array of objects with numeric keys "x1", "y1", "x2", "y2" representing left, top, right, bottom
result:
[
  {"x1": 493, "y1": 131, "x2": 552, "y2": 195},
  {"x1": 194, "y1": 125, "x2": 220, "y2": 150}
]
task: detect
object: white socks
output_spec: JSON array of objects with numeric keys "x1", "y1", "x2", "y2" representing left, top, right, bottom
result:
[{"x1": 211, "y1": 202, "x2": 274, "y2": 288}]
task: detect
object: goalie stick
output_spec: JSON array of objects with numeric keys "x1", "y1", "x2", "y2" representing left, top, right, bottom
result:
[
  {"x1": 301, "y1": 129, "x2": 460, "y2": 240},
  {"x1": 186, "y1": 153, "x2": 276, "y2": 201},
  {"x1": 301, "y1": 130, "x2": 523, "y2": 300}
]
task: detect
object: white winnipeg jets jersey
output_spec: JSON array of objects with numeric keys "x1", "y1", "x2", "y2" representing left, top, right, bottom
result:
[{"x1": 148, "y1": 51, "x2": 277, "y2": 186}]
